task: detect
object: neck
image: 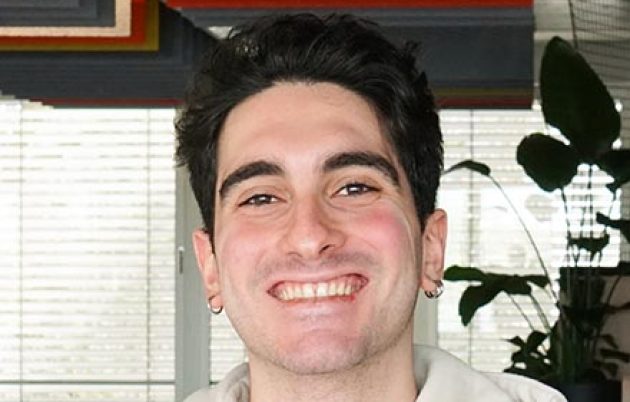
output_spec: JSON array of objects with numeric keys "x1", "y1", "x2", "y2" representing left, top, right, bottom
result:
[{"x1": 248, "y1": 328, "x2": 417, "y2": 402}]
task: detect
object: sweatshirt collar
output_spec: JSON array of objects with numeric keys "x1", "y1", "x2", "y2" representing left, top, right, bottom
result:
[{"x1": 208, "y1": 345, "x2": 516, "y2": 402}]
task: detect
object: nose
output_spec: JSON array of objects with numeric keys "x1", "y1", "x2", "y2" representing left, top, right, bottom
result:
[{"x1": 280, "y1": 195, "x2": 345, "y2": 260}]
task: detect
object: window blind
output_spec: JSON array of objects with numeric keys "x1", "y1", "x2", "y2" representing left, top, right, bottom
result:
[
  {"x1": 0, "y1": 100, "x2": 176, "y2": 402},
  {"x1": 208, "y1": 313, "x2": 246, "y2": 385},
  {"x1": 438, "y1": 109, "x2": 621, "y2": 371}
]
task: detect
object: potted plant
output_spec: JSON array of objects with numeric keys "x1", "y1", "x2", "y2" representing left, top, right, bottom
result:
[{"x1": 442, "y1": 36, "x2": 630, "y2": 401}]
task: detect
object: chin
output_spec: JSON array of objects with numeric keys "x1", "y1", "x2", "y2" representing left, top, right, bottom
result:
[{"x1": 274, "y1": 333, "x2": 371, "y2": 375}]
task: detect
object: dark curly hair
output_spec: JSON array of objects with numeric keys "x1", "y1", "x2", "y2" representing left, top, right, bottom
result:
[{"x1": 175, "y1": 13, "x2": 443, "y2": 239}]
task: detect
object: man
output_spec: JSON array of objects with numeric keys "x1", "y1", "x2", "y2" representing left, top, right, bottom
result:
[{"x1": 175, "y1": 13, "x2": 565, "y2": 402}]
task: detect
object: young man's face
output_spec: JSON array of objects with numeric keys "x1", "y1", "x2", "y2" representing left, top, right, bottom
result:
[{"x1": 194, "y1": 82, "x2": 446, "y2": 375}]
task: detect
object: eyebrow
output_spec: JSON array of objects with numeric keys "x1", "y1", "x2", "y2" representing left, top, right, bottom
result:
[
  {"x1": 323, "y1": 151, "x2": 400, "y2": 187},
  {"x1": 219, "y1": 160, "x2": 283, "y2": 200},
  {"x1": 218, "y1": 151, "x2": 400, "y2": 200}
]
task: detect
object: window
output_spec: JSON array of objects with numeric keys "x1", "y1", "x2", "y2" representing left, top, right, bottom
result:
[
  {"x1": 438, "y1": 109, "x2": 621, "y2": 371},
  {"x1": 208, "y1": 312, "x2": 246, "y2": 385},
  {"x1": 0, "y1": 100, "x2": 176, "y2": 402}
]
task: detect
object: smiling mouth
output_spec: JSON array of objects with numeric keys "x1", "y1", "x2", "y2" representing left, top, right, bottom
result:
[{"x1": 269, "y1": 274, "x2": 368, "y2": 302}]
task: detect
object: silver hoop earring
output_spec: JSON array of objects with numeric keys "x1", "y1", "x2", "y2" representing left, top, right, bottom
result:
[
  {"x1": 424, "y1": 280, "x2": 444, "y2": 299},
  {"x1": 207, "y1": 296, "x2": 223, "y2": 315}
]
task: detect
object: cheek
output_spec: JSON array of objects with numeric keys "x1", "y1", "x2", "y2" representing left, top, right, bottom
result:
[
  {"x1": 214, "y1": 220, "x2": 272, "y2": 289},
  {"x1": 353, "y1": 205, "x2": 418, "y2": 266}
]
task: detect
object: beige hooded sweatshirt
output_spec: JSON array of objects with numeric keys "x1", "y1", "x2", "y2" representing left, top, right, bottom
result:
[{"x1": 184, "y1": 345, "x2": 566, "y2": 402}]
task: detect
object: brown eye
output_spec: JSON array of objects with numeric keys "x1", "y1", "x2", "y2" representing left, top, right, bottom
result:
[
  {"x1": 335, "y1": 182, "x2": 378, "y2": 197},
  {"x1": 239, "y1": 193, "x2": 277, "y2": 207}
]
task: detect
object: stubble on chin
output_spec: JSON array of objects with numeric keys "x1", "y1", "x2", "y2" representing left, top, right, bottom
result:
[{"x1": 275, "y1": 328, "x2": 375, "y2": 376}]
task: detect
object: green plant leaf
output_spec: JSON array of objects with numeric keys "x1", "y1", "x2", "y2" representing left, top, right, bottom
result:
[
  {"x1": 457, "y1": 274, "x2": 534, "y2": 326},
  {"x1": 593, "y1": 360, "x2": 619, "y2": 378},
  {"x1": 525, "y1": 331, "x2": 548, "y2": 352},
  {"x1": 516, "y1": 133, "x2": 580, "y2": 192},
  {"x1": 522, "y1": 274, "x2": 550, "y2": 288},
  {"x1": 507, "y1": 336, "x2": 526, "y2": 348},
  {"x1": 510, "y1": 349, "x2": 526, "y2": 364},
  {"x1": 596, "y1": 213, "x2": 630, "y2": 243},
  {"x1": 597, "y1": 149, "x2": 630, "y2": 191},
  {"x1": 501, "y1": 275, "x2": 532, "y2": 295},
  {"x1": 443, "y1": 159, "x2": 491, "y2": 176},
  {"x1": 567, "y1": 234, "x2": 610, "y2": 259},
  {"x1": 599, "y1": 348, "x2": 630, "y2": 363},
  {"x1": 459, "y1": 281, "x2": 503, "y2": 326},
  {"x1": 540, "y1": 36, "x2": 620, "y2": 163},
  {"x1": 604, "y1": 301, "x2": 630, "y2": 315},
  {"x1": 561, "y1": 304, "x2": 606, "y2": 339},
  {"x1": 599, "y1": 334, "x2": 619, "y2": 350},
  {"x1": 443, "y1": 265, "x2": 487, "y2": 282},
  {"x1": 508, "y1": 344, "x2": 553, "y2": 380}
]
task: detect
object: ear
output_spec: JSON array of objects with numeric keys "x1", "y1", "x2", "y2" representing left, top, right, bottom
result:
[
  {"x1": 192, "y1": 229, "x2": 223, "y2": 311},
  {"x1": 419, "y1": 209, "x2": 448, "y2": 293}
]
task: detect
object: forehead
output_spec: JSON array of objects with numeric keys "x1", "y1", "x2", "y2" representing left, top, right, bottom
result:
[{"x1": 216, "y1": 82, "x2": 396, "y2": 176}]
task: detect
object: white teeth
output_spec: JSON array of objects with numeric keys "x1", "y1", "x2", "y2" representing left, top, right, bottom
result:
[
  {"x1": 302, "y1": 283, "x2": 314, "y2": 298},
  {"x1": 328, "y1": 282, "x2": 337, "y2": 296},
  {"x1": 316, "y1": 283, "x2": 327, "y2": 297},
  {"x1": 274, "y1": 276, "x2": 365, "y2": 302}
]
